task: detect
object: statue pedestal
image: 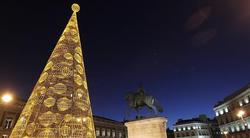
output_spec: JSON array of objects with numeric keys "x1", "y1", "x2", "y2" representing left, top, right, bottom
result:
[{"x1": 125, "y1": 117, "x2": 167, "y2": 138}]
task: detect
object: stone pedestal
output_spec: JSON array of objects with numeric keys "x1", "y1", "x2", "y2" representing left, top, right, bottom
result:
[{"x1": 125, "y1": 117, "x2": 167, "y2": 138}]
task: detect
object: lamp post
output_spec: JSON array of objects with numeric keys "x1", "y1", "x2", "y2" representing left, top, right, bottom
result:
[{"x1": 237, "y1": 110, "x2": 248, "y2": 133}]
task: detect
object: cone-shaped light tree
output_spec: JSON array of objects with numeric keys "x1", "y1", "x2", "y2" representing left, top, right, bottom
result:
[{"x1": 10, "y1": 3, "x2": 96, "y2": 138}]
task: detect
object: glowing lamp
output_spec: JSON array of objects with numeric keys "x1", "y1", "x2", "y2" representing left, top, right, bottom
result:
[
  {"x1": 237, "y1": 110, "x2": 245, "y2": 118},
  {"x1": 1, "y1": 94, "x2": 13, "y2": 103},
  {"x1": 223, "y1": 131, "x2": 228, "y2": 135}
]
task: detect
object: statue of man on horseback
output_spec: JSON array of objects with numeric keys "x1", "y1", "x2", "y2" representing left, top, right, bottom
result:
[{"x1": 125, "y1": 87, "x2": 163, "y2": 119}]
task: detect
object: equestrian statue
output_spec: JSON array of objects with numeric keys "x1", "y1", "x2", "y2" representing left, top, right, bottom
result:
[{"x1": 125, "y1": 87, "x2": 163, "y2": 119}]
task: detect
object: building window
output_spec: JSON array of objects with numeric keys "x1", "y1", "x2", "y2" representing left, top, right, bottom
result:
[
  {"x1": 107, "y1": 129, "x2": 111, "y2": 137},
  {"x1": 225, "y1": 107, "x2": 229, "y2": 113},
  {"x1": 216, "y1": 112, "x2": 219, "y2": 116},
  {"x1": 96, "y1": 129, "x2": 100, "y2": 136},
  {"x1": 102, "y1": 129, "x2": 105, "y2": 137},
  {"x1": 231, "y1": 126, "x2": 235, "y2": 132},
  {"x1": 112, "y1": 130, "x2": 115, "y2": 138},
  {"x1": 236, "y1": 125, "x2": 240, "y2": 131},
  {"x1": 219, "y1": 110, "x2": 224, "y2": 115},
  {"x1": 239, "y1": 101, "x2": 243, "y2": 106},
  {"x1": 4, "y1": 118, "x2": 13, "y2": 129},
  {"x1": 118, "y1": 132, "x2": 122, "y2": 138},
  {"x1": 2, "y1": 135, "x2": 8, "y2": 138},
  {"x1": 244, "y1": 97, "x2": 249, "y2": 104}
]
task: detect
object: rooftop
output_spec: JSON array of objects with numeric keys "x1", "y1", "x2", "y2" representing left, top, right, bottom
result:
[
  {"x1": 214, "y1": 83, "x2": 250, "y2": 108},
  {"x1": 174, "y1": 115, "x2": 216, "y2": 126}
]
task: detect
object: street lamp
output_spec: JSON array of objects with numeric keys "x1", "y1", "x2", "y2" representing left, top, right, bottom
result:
[
  {"x1": 237, "y1": 110, "x2": 246, "y2": 121},
  {"x1": 237, "y1": 110, "x2": 248, "y2": 130},
  {"x1": 1, "y1": 94, "x2": 13, "y2": 103},
  {"x1": 223, "y1": 131, "x2": 228, "y2": 138}
]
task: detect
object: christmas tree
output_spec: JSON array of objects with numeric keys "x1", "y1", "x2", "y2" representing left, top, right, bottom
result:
[{"x1": 10, "y1": 3, "x2": 96, "y2": 138}]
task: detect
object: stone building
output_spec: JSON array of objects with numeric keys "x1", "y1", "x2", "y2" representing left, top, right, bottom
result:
[
  {"x1": 0, "y1": 97, "x2": 25, "y2": 138},
  {"x1": 214, "y1": 84, "x2": 250, "y2": 138},
  {"x1": 173, "y1": 115, "x2": 221, "y2": 138},
  {"x1": 0, "y1": 98, "x2": 127, "y2": 138},
  {"x1": 167, "y1": 128, "x2": 175, "y2": 138},
  {"x1": 94, "y1": 116, "x2": 127, "y2": 138}
]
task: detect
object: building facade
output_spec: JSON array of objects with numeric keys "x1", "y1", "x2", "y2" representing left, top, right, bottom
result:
[
  {"x1": 214, "y1": 84, "x2": 250, "y2": 138},
  {"x1": 94, "y1": 116, "x2": 127, "y2": 138},
  {"x1": 173, "y1": 115, "x2": 221, "y2": 138},
  {"x1": 0, "y1": 98, "x2": 25, "y2": 138},
  {"x1": 0, "y1": 98, "x2": 127, "y2": 138}
]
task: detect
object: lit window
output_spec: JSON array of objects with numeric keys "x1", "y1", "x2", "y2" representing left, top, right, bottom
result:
[
  {"x1": 183, "y1": 127, "x2": 186, "y2": 131},
  {"x1": 118, "y1": 132, "x2": 122, "y2": 138},
  {"x1": 225, "y1": 108, "x2": 229, "y2": 113},
  {"x1": 193, "y1": 126, "x2": 196, "y2": 129},
  {"x1": 219, "y1": 110, "x2": 224, "y2": 115},
  {"x1": 239, "y1": 101, "x2": 243, "y2": 106},
  {"x1": 244, "y1": 98, "x2": 249, "y2": 104},
  {"x1": 173, "y1": 128, "x2": 176, "y2": 132},
  {"x1": 4, "y1": 119, "x2": 13, "y2": 129},
  {"x1": 96, "y1": 129, "x2": 100, "y2": 136},
  {"x1": 107, "y1": 129, "x2": 111, "y2": 137},
  {"x1": 236, "y1": 125, "x2": 240, "y2": 131},
  {"x1": 216, "y1": 112, "x2": 219, "y2": 116},
  {"x1": 242, "y1": 124, "x2": 246, "y2": 130},
  {"x1": 178, "y1": 128, "x2": 181, "y2": 131},
  {"x1": 102, "y1": 129, "x2": 105, "y2": 136},
  {"x1": 112, "y1": 131, "x2": 115, "y2": 138},
  {"x1": 2, "y1": 135, "x2": 8, "y2": 138},
  {"x1": 188, "y1": 127, "x2": 191, "y2": 130}
]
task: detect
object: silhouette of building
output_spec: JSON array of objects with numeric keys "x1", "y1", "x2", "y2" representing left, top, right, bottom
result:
[
  {"x1": 214, "y1": 84, "x2": 250, "y2": 138},
  {"x1": 173, "y1": 115, "x2": 221, "y2": 138}
]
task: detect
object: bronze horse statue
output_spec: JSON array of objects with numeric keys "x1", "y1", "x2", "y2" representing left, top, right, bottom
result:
[{"x1": 125, "y1": 87, "x2": 163, "y2": 118}]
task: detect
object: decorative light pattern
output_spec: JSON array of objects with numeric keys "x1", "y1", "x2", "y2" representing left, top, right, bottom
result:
[{"x1": 10, "y1": 3, "x2": 96, "y2": 138}]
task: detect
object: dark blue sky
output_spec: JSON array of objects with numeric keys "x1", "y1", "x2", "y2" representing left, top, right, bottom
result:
[{"x1": 1, "y1": 0, "x2": 250, "y2": 127}]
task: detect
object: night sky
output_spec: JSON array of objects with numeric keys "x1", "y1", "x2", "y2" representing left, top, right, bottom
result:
[{"x1": 1, "y1": 0, "x2": 250, "y2": 128}]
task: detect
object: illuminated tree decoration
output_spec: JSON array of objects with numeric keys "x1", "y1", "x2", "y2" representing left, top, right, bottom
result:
[{"x1": 10, "y1": 3, "x2": 96, "y2": 138}]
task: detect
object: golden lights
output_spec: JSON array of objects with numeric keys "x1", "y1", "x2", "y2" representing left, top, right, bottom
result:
[
  {"x1": 10, "y1": 3, "x2": 96, "y2": 138},
  {"x1": 72, "y1": 3, "x2": 80, "y2": 12}
]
